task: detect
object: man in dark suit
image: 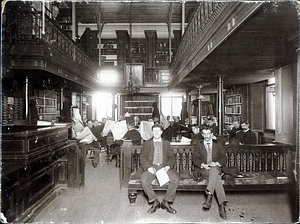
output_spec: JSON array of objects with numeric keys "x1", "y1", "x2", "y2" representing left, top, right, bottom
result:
[
  {"x1": 122, "y1": 122, "x2": 141, "y2": 145},
  {"x1": 227, "y1": 120, "x2": 241, "y2": 140},
  {"x1": 192, "y1": 126, "x2": 228, "y2": 219},
  {"x1": 235, "y1": 120, "x2": 257, "y2": 144},
  {"x1": 140, "y1": 123, "x2": 180, "y2": 214},
  {"x1": 190, "y1": 124, "x2": 203, "y2": 145}
]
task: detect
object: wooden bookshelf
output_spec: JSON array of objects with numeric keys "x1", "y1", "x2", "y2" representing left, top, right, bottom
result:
[{"x1": 29, "y1": 89, "x2": 57, "y2": 122}]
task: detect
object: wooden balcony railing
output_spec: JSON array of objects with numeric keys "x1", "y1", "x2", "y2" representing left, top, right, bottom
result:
[
  {"x1": 11, "y1": 12, "x2": 100, "y2": 86},
  {"x1": 169, "y1": 2, "x2": 264, "y2": 89},
  {"x1": 170, "y1": 2, "x2": 227, "y2": 72}
]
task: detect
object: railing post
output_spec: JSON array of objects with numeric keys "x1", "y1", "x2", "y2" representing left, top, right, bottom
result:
[{"x1": 72, "y1": 2, "x2": 76, "y2": 41}]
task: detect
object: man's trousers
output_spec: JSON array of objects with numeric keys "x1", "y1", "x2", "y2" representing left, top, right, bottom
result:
[
  {"x1": 202, "y1": 167, "x2": 227, "y2": 205},
  {"x1": 141, "y1": 169, "x2": 180, "y2": 203},
  {"x1": 79, "y1": 142, "x2": 101, "y2": 164}
]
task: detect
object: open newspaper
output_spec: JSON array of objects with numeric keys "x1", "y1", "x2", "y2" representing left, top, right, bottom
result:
[{"x1": 139, "y1": 121, "x2": 154, "y2": 140}]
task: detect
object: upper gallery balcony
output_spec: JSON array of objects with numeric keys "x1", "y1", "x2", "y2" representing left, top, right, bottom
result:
[{"x1": 3, "y1": 2, "x2": 101, "y2": 90}]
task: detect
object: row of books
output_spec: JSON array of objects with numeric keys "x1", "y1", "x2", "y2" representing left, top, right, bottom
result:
[
  {"x1": 225, "y1": 105, "x2": 242, "y2": 114},
  {"x1": 226, "y1": 95, "x2": 242, "y2": 104}
]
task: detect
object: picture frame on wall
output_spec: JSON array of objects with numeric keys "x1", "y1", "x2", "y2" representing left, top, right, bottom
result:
[{"x1": 124, "y1": 63, "x2": 144, "y2": 87}]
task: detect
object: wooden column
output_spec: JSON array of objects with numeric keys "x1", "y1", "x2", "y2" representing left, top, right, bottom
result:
[
  {"x1": 196, "y1": 85, "x2": 203, "y2": 124},
  {"x1": 80, "y1": 92, "x2": 83, "y2": 118},
  {"x1": 216, "y1": 75, "x2": 225, "y2": 135},
  {"x1": 60, "y1": 87, "x2": 64, "y2": 111},
  {"x1": 186, "y1": 90, "x2": 191, "y2": 123},
  {"x1": 72, "y1": 2, "x2": 76, "y2": 41},
  {"x1": 98, "y1": 26, "x2": 102, "y2": 66},
  {"x1": 144, "y1": 30, "x2": 157, "y2": 68},
  {"x1": 25, "y1": 76, "x2": 29, "y2": 124},
  {"x1": 145, "y1": 30, "x2": 157, "y2": 82},
  {"x1": 294, "y1": 47, "x2": 300, "y2": 222},
  {"x1": 173, "y1": 30, "x2": 181, "y2": 56},
  {"x1": 116, "y1": 30, "x2": 130, "y2": 79},
  {"x1": 168, "y1": 3, "x2": 173, "y2": 62},
  {"x1": 112, "y1": 93, "x2": 115, "y2": 121}
]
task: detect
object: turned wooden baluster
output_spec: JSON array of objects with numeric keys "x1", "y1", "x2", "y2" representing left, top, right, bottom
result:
[
  {"x1": 276, "y1": 153, "x2": 280, "y2": 171},
  {"x1": 265, "y1": 152, "x2": 268, "y2": 171},
  {"x1": 252, "y1": 152, "x2": 256, "y2": 172},
  {"x1": 230, "y1": 152, "x2": 235, "y2": 167},
  {"x1": 236, "y1": 152, "x2": 241, "y2": 172},
  {"x1": 271, "y1": 152, "x2": 274, "y2": 171},
  {"x1": 259, "y1": 152, "x2": 262, "y2": 172},
  {"x1": 248, "y1": 152, "x2": 253, "y2": 172},
  {"x1": 282, "y1": 152, "x2": 287, "y2": 172},
  {"x1": 242, "y1": 152, "x2": 247, "y2": 172},
  {"x1": 175, "y1": 149, "x2": 180, "y2": 172},
  {"x1": 188, "y1": 150, "x2": 193, "y2": 172},
  {"x1": 137, "y1": 152, "x2": 140, "y2": 170},
  {"x1": 226, "y1": 152, "x2": 230, "y2": 168},
  {"x1": 131, "y1": 152, "x2": 134, "y2": 173},
  {"x1": 182, "y1": 149, "x2": 187, "y2": 170}
]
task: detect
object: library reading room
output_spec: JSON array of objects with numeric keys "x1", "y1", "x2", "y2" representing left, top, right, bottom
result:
[{"x1": 1, "y1": 1, "x2": 300, "y2": 223}]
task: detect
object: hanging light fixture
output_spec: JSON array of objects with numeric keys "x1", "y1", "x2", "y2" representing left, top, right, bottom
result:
[{"x1": 123, "y1": 2, "x2": 139, "y2": 95}]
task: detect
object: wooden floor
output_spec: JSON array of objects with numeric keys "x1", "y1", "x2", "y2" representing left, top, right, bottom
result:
[{"x1": 34, "y1": 152, "x2": 294, "y2": 223}]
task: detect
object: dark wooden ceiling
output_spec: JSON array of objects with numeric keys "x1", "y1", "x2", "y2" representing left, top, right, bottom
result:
[
  {"x1": 176, "y1": 2, "x2": 299, "y2": 90},
  {"x1": 76, "y1": 2, "x2": 199, "y2": 24},
  {"x1": 74, "y1": 1, "x2": 299, "y2": 91}
]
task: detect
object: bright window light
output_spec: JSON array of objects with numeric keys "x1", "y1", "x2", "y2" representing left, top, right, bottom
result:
[
  {"x1": 160, "y1": 94, "x2": 183, "y2": 120},
  {"x1": 92, "y1": 92, "x2": 116, "y2": 120},
  {"x1": 97, "y1": 69, "x2": 119, "y2": 83}
]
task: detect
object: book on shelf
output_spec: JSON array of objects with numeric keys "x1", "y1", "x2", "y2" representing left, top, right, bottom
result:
[{"x1": 269, "y1": 172, "x2": 288, "y2": 180}]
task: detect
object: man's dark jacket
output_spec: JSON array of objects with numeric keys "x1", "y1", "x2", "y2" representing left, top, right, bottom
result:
[
  {"x1": 140, "y1": 139, "x2": 175, "y2": 172},
  {"x1": 192, "y1": 139, "x2": 227, "y2": 178}
]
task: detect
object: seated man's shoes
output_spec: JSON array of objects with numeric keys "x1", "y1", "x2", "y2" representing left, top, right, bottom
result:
[
  {"x1": 161, "y1": 200, "x2": 177, "y2": 214},
  {"x1": 218, "y1": 203, "x2": 227, "y2": 219},
  {"x1": 92, "y1": 163, "x2": 97, "y2": 168},
  {"x1": 203, "y1": 194, "x2": 213, "y2": 210},
  {"x1": 147, "y1": 199, "x2": 160, "y2": 214}
]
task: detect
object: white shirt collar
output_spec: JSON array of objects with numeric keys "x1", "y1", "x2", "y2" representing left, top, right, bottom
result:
[
  {"x1": 204, "y1": 139, "x2": 213, "y2": 146},
  {"x1": 153, "y1": 138, "x2": 162, "y2": 142}
]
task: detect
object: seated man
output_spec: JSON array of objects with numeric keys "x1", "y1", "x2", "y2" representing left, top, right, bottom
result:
[
  {"x1": 192, "y1": 126, "x2": 228, "y2": 219},
  {"x1": 79, "y1": 120, "x2": 101, "y2": 168},
  {"x1": 207, "y1": 117, "x2": 218, "y2": 136},
  {"x1": 234, "y1": 120, "x2": 257, "y2": 144},
  {"x1": 226, "y1": 120, "x2": 241, "y2": 140},
  {"x1": 190, "y1": 124, "x2": 203, "y2": 145},
  {"x1": 161, "y1": 120, "x2": 174, "y2": 142},
  {"x1": 110, "y1": 122, "x2": 142, "y2": 165},
  {"x1": 133, "y1": 116, "x2": 140, "y2": 129},
  {"x1": 123, "y1": 122, "x2": 142, "y2": 145},
  {"x1": 140, "y1": 123, "x2": 180, "y2": 214},
  {"x1": 91, "y1": 120, "x2": 104, "y2": 143}
]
